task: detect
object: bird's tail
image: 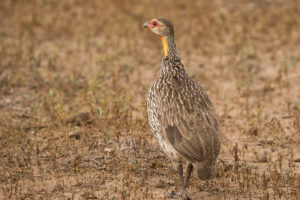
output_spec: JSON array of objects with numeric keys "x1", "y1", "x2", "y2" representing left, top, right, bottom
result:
[{"x1": 196, "y1": 160, "x2": 218, "y2": 180}]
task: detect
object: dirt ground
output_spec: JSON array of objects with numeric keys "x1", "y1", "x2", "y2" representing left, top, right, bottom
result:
[{"x1": 0, "y1": 0, "x2": 300, "y2": 199}]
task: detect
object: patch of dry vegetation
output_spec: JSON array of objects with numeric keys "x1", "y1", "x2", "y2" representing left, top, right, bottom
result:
[{"x1": 0, "y1": 0, "x2": 299, "y2": 199}]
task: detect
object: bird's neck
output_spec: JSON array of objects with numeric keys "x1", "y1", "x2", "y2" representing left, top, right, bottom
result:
[{"x1": 160, "y1": 35, "x2": 178, "y2": 59}]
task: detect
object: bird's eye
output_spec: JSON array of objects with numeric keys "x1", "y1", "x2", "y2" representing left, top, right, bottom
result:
[{"x1": 153, "y1": 21, "x2": 157, "y2": 26}]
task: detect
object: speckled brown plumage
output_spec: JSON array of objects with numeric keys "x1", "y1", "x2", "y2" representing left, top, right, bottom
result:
[{"x1": 143, "y1": 17, "x2": 221, "y2": 198}]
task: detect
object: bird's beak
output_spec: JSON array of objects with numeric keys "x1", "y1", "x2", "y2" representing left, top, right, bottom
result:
[{"x1": 143, "y1": 22, "x2": 149, "y2": 28}]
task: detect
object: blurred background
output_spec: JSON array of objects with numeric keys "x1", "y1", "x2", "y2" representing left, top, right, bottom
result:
[{"x1": 0, "y1": 0, "x2": 299, "y2": 199}]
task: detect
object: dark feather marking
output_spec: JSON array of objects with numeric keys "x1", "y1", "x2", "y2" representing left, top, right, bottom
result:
[{"x1": 165, "y1": 125, "x2": 182, "y2": 146}]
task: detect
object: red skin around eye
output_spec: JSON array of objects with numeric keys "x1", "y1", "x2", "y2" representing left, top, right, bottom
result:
[{"x1": 149, "y1": 21, "x2": 160, "y2": 29}]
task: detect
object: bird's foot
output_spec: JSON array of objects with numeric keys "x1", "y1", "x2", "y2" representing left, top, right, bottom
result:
[
  {"x1": 168, "y1": 190, "x2": 192, "y2": 200},
  {"x1": 180, "y1": 192, "x2": 192, "y2": 200}
]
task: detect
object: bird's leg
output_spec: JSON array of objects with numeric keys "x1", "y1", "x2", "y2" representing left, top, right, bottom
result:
[
  {"x1": 184, "y1": 163, "x2": 193, "y2": 189},
  {"x1": 177, "y1": 161, "x2": 185, "y2": 192},
  {"x1": 168, "y1": 161, "x2": 192, "y2": 200},
  {"x1": 177, "y1": 161, "x2": 185, "y2": 193},
  {"x1": 177, "y1": 161, "x2": 192, "y2": 200}
]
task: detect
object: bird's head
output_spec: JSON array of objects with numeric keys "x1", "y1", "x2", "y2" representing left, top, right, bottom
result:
[
  {"x1": 143, "y1": 17, "x2": 174, "y2": 37},
  {"x1": 143, "y1": 17, "x2": 175, "y2": 57}
]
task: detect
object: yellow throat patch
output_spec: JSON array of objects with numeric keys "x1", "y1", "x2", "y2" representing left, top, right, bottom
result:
[{"x1": 160, "y1": 36, "x2": 168, "y2": 57}]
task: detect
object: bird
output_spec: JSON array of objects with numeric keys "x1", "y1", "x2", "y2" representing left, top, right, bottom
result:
[{"x1": 143, "y1": 17, "x2": 221, "y2": 199}]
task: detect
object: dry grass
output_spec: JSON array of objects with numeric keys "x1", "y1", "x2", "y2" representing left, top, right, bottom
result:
[{"x1": 0, "y1": 0, "x2": 300, "y2": 199}]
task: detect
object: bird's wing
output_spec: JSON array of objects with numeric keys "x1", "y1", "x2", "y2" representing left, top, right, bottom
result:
[{"x1": 161, "y1": 80, "x2": 221, "y2": 163}]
